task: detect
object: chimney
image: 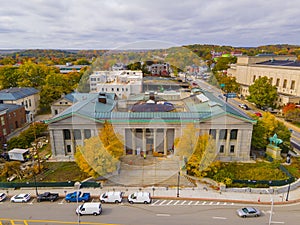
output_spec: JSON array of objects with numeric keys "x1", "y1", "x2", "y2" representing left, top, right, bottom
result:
[{"x1": 98, "y1": 93, "x2": 107, "y2": 104}]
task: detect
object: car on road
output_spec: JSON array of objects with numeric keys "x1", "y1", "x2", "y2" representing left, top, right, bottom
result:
[
  {"x1": 37, "y1": 192, "x2": 59, "y2": 202},
  {"x1": 236, "y1": 207, "x2": 261, "y2": 218},
  {"x1": 10, "y1": 193, "x2": 31, "y2": 203},
  {"x1": 238, "y1": 103, "x2": 250, "y2": 110},
  {"x1": 76, "y1": 202, "x2": 102, "y2": 216},
  {"x1": 0, "y1": 192, "x2": 7, "y2": 202}
]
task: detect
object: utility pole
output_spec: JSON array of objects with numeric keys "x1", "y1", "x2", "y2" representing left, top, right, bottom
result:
[{"x1": 177, "y1": 171, "x2": 180, "y2": 197}]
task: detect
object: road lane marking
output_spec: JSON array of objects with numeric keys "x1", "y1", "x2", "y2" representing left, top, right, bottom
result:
[
  {"x1": 216, "y1": 202, "x2": 220, "y2": 205},
  {"x1": 271, "y1": 222, "x2": 285, "y2": 224},
  {"x1": 188, "y1": 201, "x2": 193, "y2": 205},
  {"x1": 156, "y1": 214, "x2": 170, "y2": 217},
  {"x1": 195, "y1": 201, "x2": 199, "y2": 205},
  {"x1": 202, "y1": 201, "x2": 207, "y2": 205},
  {"x1": 152, "y1": 200, "x2": 160, "y2": 205},
  {"x1": 58, "y1": 199, "x2": 65, "y2": 204},
  {"x1": 181, "y1": 201, "x2": 186, "y2": 205},
  {"x1": 212, "y1": 217, "x2": 227, "y2": 220},
  {"x1": 209, "y1": 202, "x2": 213, "y2": 205}
]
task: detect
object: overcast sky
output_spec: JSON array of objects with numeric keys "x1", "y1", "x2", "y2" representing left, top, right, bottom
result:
[{"x1": 0, "y1": 0, "x2": 299, "y2": 49}]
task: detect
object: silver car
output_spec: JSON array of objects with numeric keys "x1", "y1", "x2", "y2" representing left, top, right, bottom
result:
[
  {"x1": 10, "y1": 193, "x2": 31, "y2": 203},
  {"x1": 0, "y1": 192, "x2": 7, "y2": 202},
  {"x1": 236, "y1": 207, "x2": 261, "y2": 218}
]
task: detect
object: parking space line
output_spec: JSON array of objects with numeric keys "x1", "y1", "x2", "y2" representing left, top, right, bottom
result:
[
  {"x1": 58, "y1": 199, "x2": 65, "y2": 204},
  {"x1": 159, "y1": 200, "x2": 166, "y2": 205},
  {"x1": 202, "y1": 201, "x2": 207, "y2": 205},
  {"x1": 151, "y1": 200, "x2": 160, "y2": 205},
  {"x1": 195, "y1": 201, "x2": 199, "y2": 205},
  {"x1": 188, "y1": 201, "x2": 193, "y2": 205},
  {"x1": 216, "y1": 202, "x2": 220, "y2": 205},
  {"x1": 180, "y1": 201, "x2": 186, "y2": 205},
  {"x1": 166, "y1": 200, "x2": 173, "y2": 205},
  {"x1": 174, "y1": 200, "x2": 180, "y2": 205},
  {"x1": 209, "y1": 202, "x2": 213, "y2": 205}
]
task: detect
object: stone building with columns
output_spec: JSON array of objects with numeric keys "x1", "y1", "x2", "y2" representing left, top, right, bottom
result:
[{"x1": 46, "y1": 90, "x2": 255, "y2": 162}]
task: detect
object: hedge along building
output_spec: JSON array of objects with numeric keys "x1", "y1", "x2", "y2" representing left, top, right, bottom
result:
[{"x1": 46, "y1": 90, "x2": 256, "y2": 162}]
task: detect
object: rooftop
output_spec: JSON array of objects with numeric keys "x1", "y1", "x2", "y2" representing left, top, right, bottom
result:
[
  {"x1": 0, "y1": 87, "x2": 39, "y2": 101},
  {"x1": 256, "y1": 59, "x2": 300, "y2": 67}
]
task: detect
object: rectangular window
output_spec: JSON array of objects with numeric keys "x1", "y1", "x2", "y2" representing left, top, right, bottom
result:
[
  {"x1": 269, "y1": 77, "x2": 273, "y2": 85},
  {"x1": 111, "y1": 88, "x2": 114, "y2": 91},
  {"x1": 283, "y1": 79, "x2": 287, "y2": 88},
  {"x1": 3, "y1": 128, "x2": 7, "y2": 135},
  {"x1": 219, "y1": 145, "x2": 224, "y2": 153},
  {"x1": 230, "y1": 129, "x2": 238, "y2": 140},
  {"x1": 63, "y1": 129, "x2": 71, "y2": 140},
  {"x1": 29, "y1": 99, "x2": 32, "y2": 107},
  {"x1": 66, "y1": 145, "x2": 72, "y2": 153},
  {"x1": 230, "y1": 145, "x2": 235, "y2": 153},
  {"x1": 291, "y1": 80, "x2": 295, "y2": 90},
  {"x1": 219, "y1": 129, "x2": 227, "y2": 140},
  {"x1": 84, "y1": 129, "x2": 91, "y2": 139},
  {"x1": 74, "y1": 129, "x2": 81, "y2": 140},
  {"x1": 0, "y1": 117, "x2": 5, "y2": 126},
  {"x1": 276, "y1": 78, "x2": 280, "y2": 86},
  {"x1": 209, "y1": 129, "x2": 216, "y2": 139},
  {"x1": 117, "y1": 88, "x2": 119, "y2": 91}
]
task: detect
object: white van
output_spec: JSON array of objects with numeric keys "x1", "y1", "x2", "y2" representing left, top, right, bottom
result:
[
  {"x1": 76, "y1": 203, "x2": 102, "y2": 216},
  {"x1": 100, "y1": 191, "x2": 123, "y2": 203},
  {"x1": 127, "y1": 192, "x2": 151, "y2": 204}
]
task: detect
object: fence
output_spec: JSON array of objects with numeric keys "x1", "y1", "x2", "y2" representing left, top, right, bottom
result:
[{"x1": 0, "y1": 181, "x2": 100, "y2": 189}]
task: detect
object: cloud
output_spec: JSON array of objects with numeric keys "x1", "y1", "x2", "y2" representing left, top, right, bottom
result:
[{"x1": 0, "y1": 0, "x2": 299, "y2": 49}]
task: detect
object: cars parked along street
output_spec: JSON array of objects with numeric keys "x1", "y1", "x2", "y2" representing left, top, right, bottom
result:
[
  {"x1": 0, "y1": 192, "x2": 7, "y2": 202},
  {"x1": 100, "y1": 191, "x2": 123, "y2": 203},
  {"x1": 76, "y1": 202, "x2": 102, "y2": 216},
  {"x1": 65, "y1": 191, "x2": 90, "y2": 203},
  {"x1": 10, "y1": 193, "x2": 31, "y2": 203},
  {"x1": 238, "y1": 104, "x2": 250, "y2": 110},
  {"x1": 37, "y1": 192, "x2": 59, "y2": 202},
  {"x1": 128, "y1": 192, "x2": 151, "y2": 204}
]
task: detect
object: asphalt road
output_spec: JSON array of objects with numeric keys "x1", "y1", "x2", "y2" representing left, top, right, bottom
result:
[{"x1": 1, "y1": 199, "x2": 300, "y2": 225}]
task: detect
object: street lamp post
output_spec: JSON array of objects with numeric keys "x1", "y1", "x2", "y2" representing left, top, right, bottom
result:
[
  {"x1": 286, "y1": 183, "x2": 291, "y2": 201},
  {"x1": 75, "y1": 182, "x2": 81, "y2": 225},
  {"x1": 266, "y1": 189, "x2": 274, "y2": 225},
  {"x1": 177, "y1": 171, "x2": 180, "y2": 197}
]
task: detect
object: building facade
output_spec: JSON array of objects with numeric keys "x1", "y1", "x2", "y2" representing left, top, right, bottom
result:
[
  {"x1": 0, "y1": 87, "x2": 40, "y2": 122},
  {"x1": 0, "y1": 104, "x2": 26, "y2": 146},
  {"x1": 89, "y1": 70, "x2": 143, "y2": 99},
  {"x1": 47, "y1": 91, "x2": 255, "y2": 162},
  {"x1": 227, "y1": 55, "x2": 300, "y2": 106}
]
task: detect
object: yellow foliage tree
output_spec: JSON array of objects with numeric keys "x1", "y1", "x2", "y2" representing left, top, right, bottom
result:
[
  {"x1": 99, "y1": 121, "x2": 124, "y2": 159},
  {"x1": 75, "y1": 136, "x2": 119, "y2": 177}
]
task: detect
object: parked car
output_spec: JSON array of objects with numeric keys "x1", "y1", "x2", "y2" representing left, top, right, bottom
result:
[
  {"x1": 0, "y1": 192, "x2": 7, "y2": 202},
  {"x1": 254, "y1": 112, "x2": 262, "y2": 117},
  {"x1": 10, "y1": 193, "x2": 31, "y2": 203},
  {"x1": 76, "y1": 202, "x2": 102, "y2": 216},
  {"x1": 37, "y1": 192, "x2": 59, "y2": 202},
  {"x1": 65, "y1": 191, "x2": 90, "y2": 203},
  {"x1": 100, "y1": 191, "x2": 123, "y2": 203},
  {"x1": 128, "y1": 192, "x2": 151, "y2": 204},
  {"x1": 236, "y1": 207, "x2": 261, "y2": 218},
  {"x1": 238, "y1": 103, "x2": 250, "y2": 110}
]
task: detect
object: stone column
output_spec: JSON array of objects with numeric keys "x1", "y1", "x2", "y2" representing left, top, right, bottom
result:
[
  {"x1": 164, "y1": 129, "x2": 168, "y2": 155},
  {"x1": 70, "y1": 129, "x2": 75, "y2": 155},
  {"x1": 153, "y1": 129, "x2": 157, "y2": 153},
  {"x1": 142, "y1": 128, "x2": 146, "y2": 154},
  {"x1": 215, "y1": 129, "x2": 220, "y2": 151},
  {"x1": 132, "y1": 129, "x2": 136, "y2": 155},
  {"x1": 226, "y1": 129, "x2": 231, "y2": 154}
]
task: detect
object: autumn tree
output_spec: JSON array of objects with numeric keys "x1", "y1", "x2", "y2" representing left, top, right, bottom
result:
[
  {"x1": 75, "y1": 136, "x2": 119, "y2": 177},
  {"x1": 75, "y1": 121, "x2": 124, "y2": 177},
  {"x1": 247, "y1": 76, "x2": 278, "y2": 108},
  {"x1": 99, "y1": 121, "x2": 124, "y2": 159},
  {"x1": 0, "y1": 65, "x2": 20, "y2": 89},
  {"x1": 251, "y1": 112, "x2": 291, "y2": 151}
]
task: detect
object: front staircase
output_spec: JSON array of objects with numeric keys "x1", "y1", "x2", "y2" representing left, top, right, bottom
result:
[{"x1": 103, "y1": 155, "x2": 195, "y2": 187}]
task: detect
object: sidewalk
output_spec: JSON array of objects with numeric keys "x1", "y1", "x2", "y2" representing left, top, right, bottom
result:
[{"x1": 3, "y1": 183, "x2": 300, "y2": 205}]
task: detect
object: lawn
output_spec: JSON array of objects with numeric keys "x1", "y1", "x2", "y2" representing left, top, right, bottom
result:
[{"x1": 36, "y1": 162, "x2": 90, "y2": 182}]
